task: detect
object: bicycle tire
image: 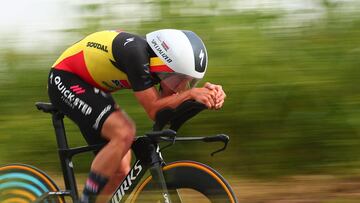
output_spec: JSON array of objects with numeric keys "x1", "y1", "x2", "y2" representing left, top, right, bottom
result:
[
  {"x1": 131, "y1": 161, "x2": 238, "y2": 203},
  {"x1": 0, "y1": 164, "x2": 64, "y2": 203}
]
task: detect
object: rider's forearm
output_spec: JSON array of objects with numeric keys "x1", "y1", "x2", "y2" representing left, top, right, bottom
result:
[
  {"x1": 148, "y1": 90, "x2": 193, "y2": 120},
  {"x1": 134, "y1": 87, "x2": 194, "y2": 121}
]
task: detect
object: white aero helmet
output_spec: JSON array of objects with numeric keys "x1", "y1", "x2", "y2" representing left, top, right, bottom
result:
[{"x1": 146, "y1": 29, "x2": 208, "y2": 92}]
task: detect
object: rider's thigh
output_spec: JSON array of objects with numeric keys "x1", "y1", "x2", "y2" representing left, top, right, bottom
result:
[{"x1": 101, "y1": 110, "x2": 136, "y2": 144}]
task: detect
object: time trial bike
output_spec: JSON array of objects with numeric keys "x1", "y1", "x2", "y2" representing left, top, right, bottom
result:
[{"x1": 0, "y1": 100, "x2": 238, "y2": 203}]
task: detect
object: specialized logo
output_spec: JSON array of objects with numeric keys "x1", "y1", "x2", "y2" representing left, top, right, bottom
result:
[
  {"x1": 163, "y1": 193, "x2": 170, "y2": 203},
  {"x1": 70, "y1": 85, "x2": 85, "y2": 94},
  {"x1": 111, "y1": 161, "x2": 143, "y2": 203},
  {"x1": 53, "y1": 76, "x2": 92, "y2": 116},
  {"x1": 86, "y1": 41, "x2": 109, "y2": 53},
  {"x1": 93, "y1": 105, "x2": 112, "y2": 130},
  {"x1": 199, "y1": 49, "x2": 205, "y2": 67},
  {"x1": 161, "y1": 41, "x2": 170, "y2": 51},
  {"x1": 123, "y1": 37, "x2": 135, "y2": 46},
  {"x1": 151, "y1": 39, "x2": 173, "y2": 63}
]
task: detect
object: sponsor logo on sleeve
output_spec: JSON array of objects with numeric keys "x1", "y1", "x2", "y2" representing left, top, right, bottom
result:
[{"x1": 123, "y1": 37, "x2": 135, "y2": 46}]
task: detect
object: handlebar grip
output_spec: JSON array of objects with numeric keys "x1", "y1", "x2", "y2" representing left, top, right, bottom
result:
[
  {"x1": 203, "y1": 134, "x2": 229, "y2": 143},
  {"x1": 145, "y1": 129, "x2": 177, "y2": 138}
]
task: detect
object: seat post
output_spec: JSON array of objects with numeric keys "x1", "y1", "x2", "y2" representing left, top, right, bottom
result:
[
  {"x1": 51, "y1": 112, "x2": 80, "y2": 201},
  {"x1": 52, "y1": 113, "x2": 69, "y2": 149}
]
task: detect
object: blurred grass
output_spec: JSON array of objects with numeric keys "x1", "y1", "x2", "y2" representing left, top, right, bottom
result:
[{"x1": 0, "y1": 0, "x2": 360, "y2": 180}]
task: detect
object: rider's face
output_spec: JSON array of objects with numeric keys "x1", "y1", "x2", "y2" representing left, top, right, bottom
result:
[
  {"x1": 160, "y1": 81, "x2": 175, "y2": 96},
  {"x1": 160, "y1": 75, "x2": 190, "y2": 96}
]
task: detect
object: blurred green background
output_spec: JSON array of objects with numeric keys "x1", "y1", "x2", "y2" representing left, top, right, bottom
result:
[{"x1": 1, "y1": 0, "x2": 360, "y2": 184}]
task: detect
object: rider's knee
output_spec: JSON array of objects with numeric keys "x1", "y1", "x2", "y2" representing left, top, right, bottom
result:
[
  {"x1": 113, "y1": 119, "x2": 136, "y2": 145},
  {"x1": 101, "y1": 111, "x2": 136, "y2": 146}
]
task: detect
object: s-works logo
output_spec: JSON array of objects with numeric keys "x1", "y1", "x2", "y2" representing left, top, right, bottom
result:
[{"x1": 111, "y1": 161, "x2": 143, "y2": 203}]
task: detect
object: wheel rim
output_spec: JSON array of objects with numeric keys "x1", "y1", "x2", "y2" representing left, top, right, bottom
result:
[
  {"x1": 0, "y1": 164, "x2": 63, "y2": 203},
  {"x1": 131, "y1": 161, "x2": 237, "y2": 203}
]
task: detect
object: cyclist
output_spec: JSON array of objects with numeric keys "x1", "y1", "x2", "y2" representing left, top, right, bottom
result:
[{"x1": 47, "y1": 29, "x2": 226, "y2": 202}]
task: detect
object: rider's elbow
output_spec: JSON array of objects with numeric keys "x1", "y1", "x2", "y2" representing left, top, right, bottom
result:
[{"x1": 147, "y1": 109, "x2": 157, "y2": 121}]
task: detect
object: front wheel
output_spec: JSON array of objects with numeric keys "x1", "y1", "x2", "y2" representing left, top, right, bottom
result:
[
  {"x1": 0, "y1": 164, "x2": 64, "y2": 203},
  {"x1": 131, "y1": 161, "x2": 238, "y2": 203}
]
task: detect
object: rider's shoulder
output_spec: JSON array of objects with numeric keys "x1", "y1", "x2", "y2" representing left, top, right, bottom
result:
[
  {"x1": 111, "y1": 31, "x2": 148, "y2": 54},
  {"x1": 85, "y1": 30, "x2": 146, "y2": 44},
  {"x1": 117, "y1": 32, "x2": 146, "y2": 45}
]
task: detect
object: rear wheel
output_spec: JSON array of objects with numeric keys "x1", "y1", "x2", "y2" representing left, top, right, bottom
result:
[
  {"x1": 0, "y1": 164, "x2": 64, "y2": 203},
  {"x1": 131, "y1": 161, "x2": 238, "y2": 203}
]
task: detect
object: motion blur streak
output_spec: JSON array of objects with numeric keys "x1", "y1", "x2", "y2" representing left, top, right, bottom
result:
[{"x1": 0, "y1": 0, "x2": 360, "y2": 202}]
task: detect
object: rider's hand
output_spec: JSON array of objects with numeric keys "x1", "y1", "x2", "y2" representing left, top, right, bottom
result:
[
  {"x1": 204, "y1": 82, "x2": 226, "y2": 109},
  {"x1": 189, "y1": 88, "x2": 217, "y2": 109}
]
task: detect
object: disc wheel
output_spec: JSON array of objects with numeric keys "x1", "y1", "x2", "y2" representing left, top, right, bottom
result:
[
  {"x1": 131, "y1": 161, "x2": 238, "y2": 203},
  {"x1": 0, "y1": 164, "x2": 64, "y2": 203}
]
